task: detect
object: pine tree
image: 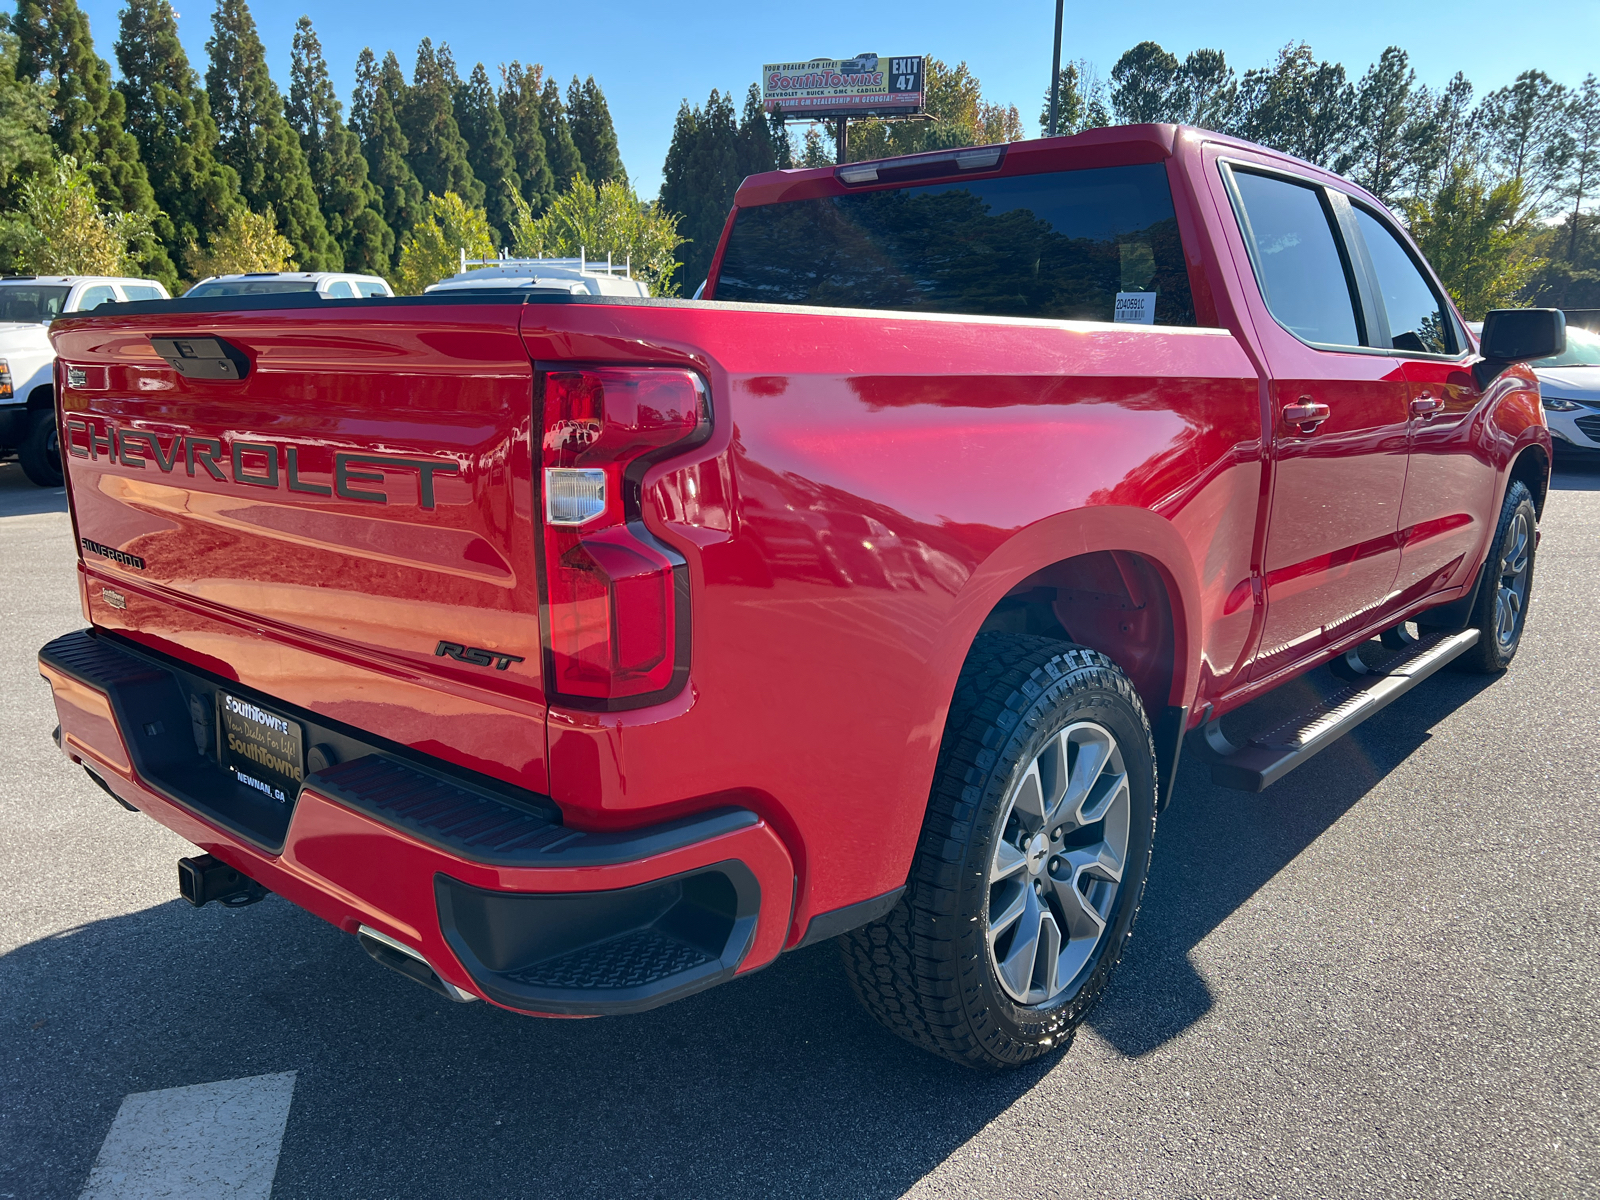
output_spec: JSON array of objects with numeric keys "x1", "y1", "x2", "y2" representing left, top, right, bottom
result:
[
  {"x1": 115, "y1": 0, "x2": 239, "y2": 281},
  {"x1": 352, "y1": 49, "x2": 424, "y2": 240},
  {"x1": 539, "y1": 75, "x2": 586, "y2": 192},
  {"x1": 498, "y1": 61, "x2": 554, "y2": 215},
  {"x1": 1232, "y1": 43, "x2": 1352, "y2": 168},
  {"x1": 455, "y1": 62, "x2": 521, "y2": 241},
  {"x1": 658, "y1": 89, "x2": 739, "y2": 291},
  {"x1": 1337, "y1": 47, "x2": 1440, "y2": 205},
  {"x1": 12, "y1": 0, "x2": 174, "y2": 284},
  {"x1": 566, "y1": 75, "x2": 626, "y2": 185},
  {"x1": 736, "y1": 83, "x2": 784, "y2": 179},
  {"x1": 288, "y1": 19, "x2": 392, "y2": 276},
  {"x1": 1476, "y1": 69, "x2": 1575, "y2": 217},
  {"x1": 401, "y1": 39, "x2": 481, "y2": 207},
  {"x1": 205, "y1": 0, "x2": 335, "y2": 270}
]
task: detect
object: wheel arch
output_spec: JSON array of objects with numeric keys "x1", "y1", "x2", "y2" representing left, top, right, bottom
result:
[
  {"x1": 26, "y1": 382, "x2": 54, "y2": 412},
  {"x1": 944, "y1": 507, "x2": 1202, "y2": 722},
  {"x1": 1507, "y1": 439, "x2": 1550, "y2": 519}
]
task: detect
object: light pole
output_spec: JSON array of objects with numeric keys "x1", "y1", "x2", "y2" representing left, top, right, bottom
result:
[{"x1": 1046, "y1": 0, "x2": 1064, "y2": 137}]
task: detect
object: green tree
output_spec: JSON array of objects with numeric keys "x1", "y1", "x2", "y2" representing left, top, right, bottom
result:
[
  {"x1": 401, "y1": 39, "x2": 481, "y2": 208},
  {"x1": 1110, "y1": 41, "x2": 1181, "y2": 123},
  {"x1": 1562, "y1": 75, "x2": 1600, "y2": 261},
  {"x1": 736, "y1": 84, "x2": 780, "y2": 179},
  {"x1": 1232, "y1": 43, "x2": 1352, "y2": 167},
  {"x1": 3, "y1": 152, "x2": 153, "y2": 275},
  {"x1": 539, "y1": 75, "x2": 586, "y2": 192},
  {"x1": 455, "y1": 61, "x2": 521, "y2": 241},
  {"x1": 658, "y1": 89, "x2": 738, "y2": 291},
  {"x1": 1477, "y1": 69, "x2": 1573, "y2": 216},
  {"x1": 0, "y1": 20, "x2": 51, "y2": 194},
  {"x1": 566, "y1": 75, "x2": 626, "y2": 185},
  {"x1": 352, "y1": 49, "x2": 423, "y2": 241},
  {"x1": 800, "y1": 127, "x2": 831, "y2": 168},
  {"x1": 115, "y1": 0, "x2": 240, "y2": 285},
  {"x1": 1041, "y1": 60, "x2": 1111, "y2": 136},
  {"x1": 1338, "y1": 47, "x2": 1441, "y2": 204},
  {"x1": 205, "y1": 0, "x2": 334, "y2": 270},
  {"x1": 12, "y1": 0, "x2": 172, "y2": 282},
  {"x1": 1405, "y1": 163, "x2": 1539, "y2": 318},
  {"x1": 509, "y1": 178, "x2": 684, "y2": 295},
  {"x1": 394, "y1": 189, "x2": 493, "y2": 294},
  {"x1": 288, "y1": 19, "x2": 392, "y2": 275},
  {"x1": 1521, "y1": 213, "x2": 1600, "y2": 308},
  {"x1": 499, "y1": 61, "x2": 554, "y2": 215},
  {"x1": 187, "y1": 204, "x2": 294, "y2": 278}
]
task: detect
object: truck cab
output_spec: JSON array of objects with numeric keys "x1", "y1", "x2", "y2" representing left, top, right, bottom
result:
[{"x1": 0, "y1": 275, "x2": 171, "y2": 487}]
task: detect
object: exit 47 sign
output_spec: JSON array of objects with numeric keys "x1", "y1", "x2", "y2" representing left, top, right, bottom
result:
[{"x1": 763, "y1": 55, "x2": 925, "y2": 118}]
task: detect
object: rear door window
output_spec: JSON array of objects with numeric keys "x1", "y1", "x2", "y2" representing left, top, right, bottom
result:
[
  {"x1": 1352, "y1": 207, "x2": 1456, "y2": 355},
  {"x1": 120, "y1": 284, "x2": 164, "y2": 301},
  {"x1": 715, "y1": 162, "x2": 1196, "y2": 325},
  {"x1": 1229, "y1": 170, "x2": 1362, "y2": 348},
  {"x1": 325, "y1": 280, "x2": 355, "y2": 298},
  {"x1": 76, "y1": 285, "x2": 118, "y2": 311}
]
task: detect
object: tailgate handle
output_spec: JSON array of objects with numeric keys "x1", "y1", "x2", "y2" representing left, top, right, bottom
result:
[{"x1": 149, "y1": 336, "x2": 249, "y2": 381}]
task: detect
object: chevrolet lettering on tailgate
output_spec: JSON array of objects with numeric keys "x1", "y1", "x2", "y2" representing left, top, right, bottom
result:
[{"x1": 62, "y1": 418, "x2": 461, "y2": 509}]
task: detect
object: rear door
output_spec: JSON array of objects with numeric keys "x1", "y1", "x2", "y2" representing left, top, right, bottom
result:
[
  {"x1": 1219, "y1": 162, "x2": 1413, "y2": 680},
  {"x1": 1345, "y1": 204, "x2": 1492, "y2": 603},
  {"x1": 51, "y1": 301, "x2": 549, "y2": 791}
]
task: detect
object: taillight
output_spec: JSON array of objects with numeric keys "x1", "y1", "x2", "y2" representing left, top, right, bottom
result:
[{"x1": 538, "y1": 367, "x2": 709, "y2": 707}]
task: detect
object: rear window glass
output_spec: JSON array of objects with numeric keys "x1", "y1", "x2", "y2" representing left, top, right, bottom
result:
[
  {"x1": 186, "y1": 280, "x2": 319, "y2": 297},
  {"x1": 714, "y1": 162, "x2": 1196, "y2": 326},
  {"x1": 0, "y1": 285, "x2": 70, "y2": 322}
]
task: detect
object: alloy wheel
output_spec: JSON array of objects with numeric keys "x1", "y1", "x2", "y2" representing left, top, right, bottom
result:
[
  {"x1": 1495, "y1": 510, "x2": 1531, "y2": 649},
  {"x1": 986, "y1": 720, "x2": 1131, "y2": 1006}
]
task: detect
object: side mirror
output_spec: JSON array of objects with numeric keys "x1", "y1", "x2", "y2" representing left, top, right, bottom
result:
[
  {"x1": 1474, "y1": 308, "x2": 1565, "y2": 387},
  {"x1": 1480, "y1": 307, "x2": 1565, "y2": 361}
]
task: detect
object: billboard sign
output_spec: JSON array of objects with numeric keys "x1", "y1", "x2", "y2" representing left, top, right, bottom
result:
[{"x1": 763, "y1": 55, "x2": 925, "y2": 119}]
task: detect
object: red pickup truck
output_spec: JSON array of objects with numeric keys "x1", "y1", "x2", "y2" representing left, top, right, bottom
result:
[{"x1": 38, "y1": 125, "x2": 1560, "y2": 1070}]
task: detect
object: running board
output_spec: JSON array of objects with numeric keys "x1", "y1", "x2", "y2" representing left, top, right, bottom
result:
[{"x1": 1200, "y1": 628, "x2": 1480, "y2": 792}]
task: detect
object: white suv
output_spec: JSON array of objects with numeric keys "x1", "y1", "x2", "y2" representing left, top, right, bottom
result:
[
  {"x1": 0, "y1": 275, "x2": 172, "y2": 487},
  {"x1": 185, "y1": 272, "x2": 394, "y2": 299}
]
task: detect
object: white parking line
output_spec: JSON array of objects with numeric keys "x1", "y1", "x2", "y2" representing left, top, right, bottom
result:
[{"x1": 77, "y1": 1072, "x2": 297, "y2": 1200}]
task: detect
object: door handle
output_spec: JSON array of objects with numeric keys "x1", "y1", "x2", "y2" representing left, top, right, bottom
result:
[
  {"x1": 1410, "y1": 392, "x2": 1443, "y2": 416},
  {"x1": 1283, "y1": 399, "x2": 1331, "y2": 430}
]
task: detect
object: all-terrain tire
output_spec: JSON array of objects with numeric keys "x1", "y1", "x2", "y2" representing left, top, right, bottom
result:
[
  {"x1": 839, "y1": 634, "x2": 1157, "y2": 1070},
  {"x1": 18, "y1": 409, "x2": 63, "y2": 488},
  {"x1": 1455, "y1": 479, "x2": 1537, "y2": 673}
]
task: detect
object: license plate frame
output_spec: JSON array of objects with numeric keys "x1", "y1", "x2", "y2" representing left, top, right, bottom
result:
[{"x1": 217, "y1": 691, "x2": 305, "y2": 804}]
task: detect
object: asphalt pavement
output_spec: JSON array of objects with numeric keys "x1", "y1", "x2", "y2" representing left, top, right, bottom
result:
[{"x1": 2, "y1": 454, "x2": 1597, "y2": 1199}]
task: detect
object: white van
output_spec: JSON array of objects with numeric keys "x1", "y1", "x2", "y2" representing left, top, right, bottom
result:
[{"x1": 185, "y1": 272, "x2": 394, "y2": 299}]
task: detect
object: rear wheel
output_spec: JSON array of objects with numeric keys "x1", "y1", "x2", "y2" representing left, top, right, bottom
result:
[
  {"x1": 18, "y1": 409, "x2": 63, "y2": 488},
  {"x1": 1456, "y1": 480, "x2": 1537, "y2": 673},
  {"x1": 839, "y1": 635, "x2": 1157, "y2": 1070}
]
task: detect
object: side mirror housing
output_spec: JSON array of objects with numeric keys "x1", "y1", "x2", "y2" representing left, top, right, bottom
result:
[
  {"x1": 1480, "y1": 307, "x2": 1566, "y2": 362},
  {"x1": 1474, "y1": 308, "x2": 1565, "y2": 387}
]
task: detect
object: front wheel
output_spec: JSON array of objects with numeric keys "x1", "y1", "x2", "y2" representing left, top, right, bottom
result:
[
  {"x1": 18, "y1": 409, "x2": 63, "y2": 488},
  {"x1": 839, "y1": 635, "x2": 1157, "y2": 1070},
  {"x1": 1456, "y1": 479, "x2": 1538, "y2": 673}
]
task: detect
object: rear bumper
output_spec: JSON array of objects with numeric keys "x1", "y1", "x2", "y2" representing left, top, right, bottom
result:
[{"x1": 38, "y1": 629, "x2": 794, "y2": 1016}]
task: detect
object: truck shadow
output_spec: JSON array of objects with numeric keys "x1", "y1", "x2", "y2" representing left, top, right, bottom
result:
[
  {"x1": 1087, "y1": 664, "x2": 1498, "y2": 1057},
  {"x1": 1550, "y1": 452, "x2": 1600, "y2": 490},
  {"x1": 0, "y1": 667, "x2": 1497, "y2": 1200}
]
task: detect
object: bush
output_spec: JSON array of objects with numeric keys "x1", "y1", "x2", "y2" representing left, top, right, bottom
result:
[
  {"x1": 394, "y1": 191, "x2": 495, "y2": 294},
  {"x1": 0, "y1": 154, "x2": 152, "y2": 276},
  {"x1": 509, "y1": 178, "x2": 685, "y2": 296},
  {"x1": 186, "y1": 208, "x2": 296, "y2": 280}
]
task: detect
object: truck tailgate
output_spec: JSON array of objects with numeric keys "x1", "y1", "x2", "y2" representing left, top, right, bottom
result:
[{"x1": 50, "y1": 302, "x2": 549, "y2": 792}]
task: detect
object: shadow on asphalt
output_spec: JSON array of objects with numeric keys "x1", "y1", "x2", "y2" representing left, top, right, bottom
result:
[
  {"x1": 1, "y1": 666, "x2": 1500, "y2": 1199},
  {"x1": 0, "y1": 461, "x2": 67, "y2": 517},
  {"x1": 1086, "y1": 660, "x2": 1498, "y2": 1056},
  {"x1": 1551, "y1": 451, "x2": 1600, "y2": 490}
]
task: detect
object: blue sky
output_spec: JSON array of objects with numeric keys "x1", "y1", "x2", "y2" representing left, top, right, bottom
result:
[{"x1": 47, "y1": 1, "x2": 1600, "y2": 199}]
